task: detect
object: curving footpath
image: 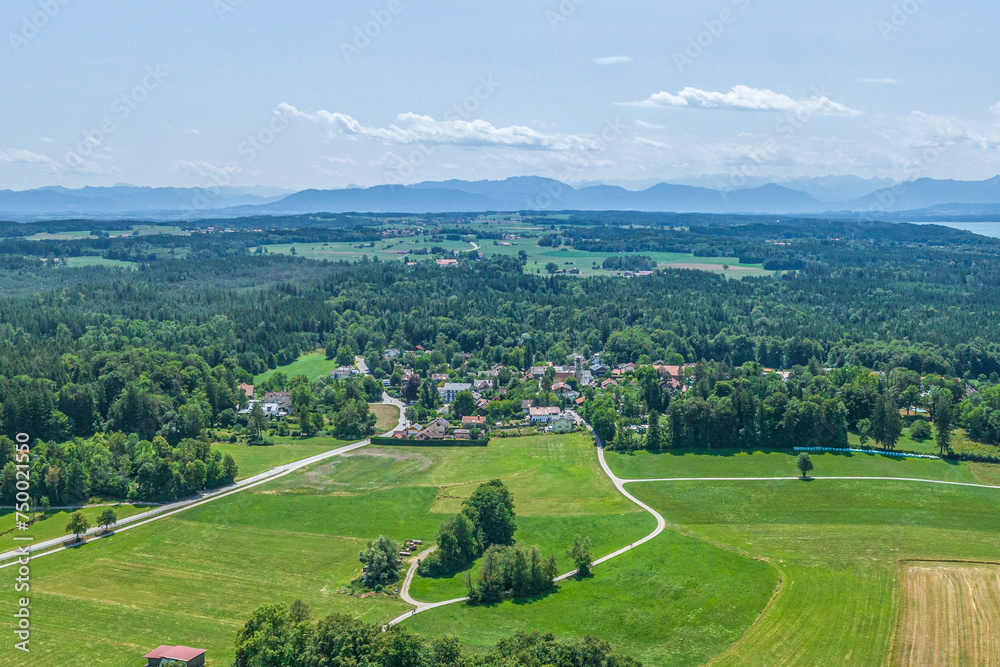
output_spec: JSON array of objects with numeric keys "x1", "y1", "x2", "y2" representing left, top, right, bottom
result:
[
  {"x1": 386, "y1": 445, "x2": 669, "y2": 627},
  {"x1": 0, "y1": 394, "x2": 408, "y2": 569},
  {"x1": 387, "y1": 435, "x2": 1000, "y2": 627}
]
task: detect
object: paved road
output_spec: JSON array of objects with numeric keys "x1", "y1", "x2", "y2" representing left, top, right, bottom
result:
[
  {"x1": 0, "y1": 394, "x2": 406, "y2": 569},
  {"x1": 388, "y1": 422, "x2": 1000, "y2": 626},
  {"x1": 619, "y1": 475, "x2": 1000, "y2": 490},
  {"x1": 387, "y1": 427, "x2": 670, "y2": 626}
]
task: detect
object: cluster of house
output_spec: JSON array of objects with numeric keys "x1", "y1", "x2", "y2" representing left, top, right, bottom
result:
[
  {"x1": 238, "y1": 391, "x2": 292, "y2": 418},
  {"x1": 522, "y1": 401, "x2": 579, "y2": 432},
  {"x1": 392, "y1": 416, "x2": 487, "y2": 442}
]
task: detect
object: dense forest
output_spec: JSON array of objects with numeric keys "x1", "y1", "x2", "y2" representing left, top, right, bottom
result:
[{"x1": 0, "y1": 214, "x2": 998, "y2": 504}]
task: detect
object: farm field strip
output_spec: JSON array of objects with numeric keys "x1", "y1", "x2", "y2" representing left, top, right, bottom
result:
[
  {"x1": 0, "y1": 397, "x2": 405, "y2": 567},
  {"x1": 895, "y1": 562, "x2": 1000, "y2": 667}
]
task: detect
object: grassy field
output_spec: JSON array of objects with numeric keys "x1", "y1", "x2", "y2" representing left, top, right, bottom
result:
[
  {"x1": 0, "y1": 503, "x2": 147, "y2": 552},
  {"x1": 23, "y1": 225, "x2": 187, "y2": 241},
  {"x1": 0, "y1": 434, "x2": 647, "y2": 664},
  {"x1": 212, "y1": 441, "x2": 348, "y2": 479},
  {"x1": 606, "y1": 448, "x2": 986, "y2": 484},
  {"x1": 404, "y1": 529, "x2": 778, "y2": 667},
  {"x1": 255, "y1": 228, "x2": 768, "y2": 278},
  {"x1": 895, "y1": 562, "x2": 1000, "y2": 666},
  {"x1": 253, "y1": 350, "x2": 339, "y2": 385},
  {"x1": 370, "y1": 403, "x2": 400, "y2": 433},
  {"x1": 627, "y1": 477, "x2": 1000, "y2": 666},
  {"x1": 3, "y1": 433, "x2": 775, "y2": 666},
  {"x1": 59, "y1": 257, "x2": 138, "y2": 270}
]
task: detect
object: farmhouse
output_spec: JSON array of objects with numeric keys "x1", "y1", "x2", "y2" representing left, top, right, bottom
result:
[
  {"x1": 144, "y1": 645, "x2": 206, "y2": 667},
  {"x1": 529, "y1": 406, "x2": 562, "y2": 423}
]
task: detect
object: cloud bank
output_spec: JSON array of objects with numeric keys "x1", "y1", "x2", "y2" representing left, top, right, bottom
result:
[
  {"x1": 624, "y1": 85, "x2": 860, "y2": 116},
  {"x1": 278, "y1": 104, "x2": 600, "y2": 151}
]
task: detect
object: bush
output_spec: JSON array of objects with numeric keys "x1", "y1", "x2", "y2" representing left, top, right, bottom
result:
[{"x1": 910, "y1": 419, "x2": 931, "y2": 440}]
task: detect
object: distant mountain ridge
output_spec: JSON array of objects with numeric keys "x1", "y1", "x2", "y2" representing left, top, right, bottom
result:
[{"x1": 2, "y1": 176, "x2": 999, "y2": 220}]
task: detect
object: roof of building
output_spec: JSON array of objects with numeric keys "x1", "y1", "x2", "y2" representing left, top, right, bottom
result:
[
  {"x1": 238, "y1": 383, "x2": 254, "y2": 398},
  {"x1": 529, "y1": 406, "x2": 561, "y2": 416},
  {"x1": 442, "y1": 383, "x2": 472, "y2": 392},
  {"x1": 462, "y1": 416, "x2": 486, "y2": 425},
  {"x1": 144, "y1": 646, "x2": 207, "y2": 660}
]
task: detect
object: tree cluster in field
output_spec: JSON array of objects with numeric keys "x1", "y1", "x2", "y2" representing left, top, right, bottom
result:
[
  {"x1": 601, "y1": 255, "x2": 656, "y2": 272},
  {"x1": 0, "y1": 432, "x2": 236, "y2": 505},
  {"x1": 467, "y1": 543, "x2": 558, "y2": 604},
  {"x1": 419, "y1": 479, "x2": 517, "y2": 578},
  {"x1": 359, "y1": 535, "x2": 402, "y2": 590},
  {"x1": 233, "y1": 601, "x2": 641, "y2": 667},
  {"x1": 582, "y1": 360, "x2": 972, "y2": 455}
]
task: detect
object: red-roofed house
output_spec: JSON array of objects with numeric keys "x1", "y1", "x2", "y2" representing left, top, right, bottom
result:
[
  {"x1": 144, "y1": 645, "x2": 206, "y2": 667},
  {"x1": 238, "y1": 383, "x2": 254, "y2": 399},
  {"x1": 462, "y1": 415, "x2": 486, "y2": 426}
]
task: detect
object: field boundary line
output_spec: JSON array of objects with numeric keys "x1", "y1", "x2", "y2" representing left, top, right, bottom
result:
[
  {"x1": 0, "y1": 394, "x2": 407, "y2": 569},
  {"x1": 618, "y1": 476, "x2": 1000, "y2": 490}
]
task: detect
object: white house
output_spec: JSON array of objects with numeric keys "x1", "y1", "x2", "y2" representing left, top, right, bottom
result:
[{"x1": 439, "y1": 383, "x2": 473, "y2": 403}]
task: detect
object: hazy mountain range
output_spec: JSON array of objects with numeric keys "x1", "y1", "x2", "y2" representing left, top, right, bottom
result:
[{"x1": 2, "y1": 176, "x2": 1000, "y2": 221}]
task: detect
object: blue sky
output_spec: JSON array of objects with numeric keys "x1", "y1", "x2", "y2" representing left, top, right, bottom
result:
[{"x1": 2, "y1": 0, "x2": 999, "y2": 191}]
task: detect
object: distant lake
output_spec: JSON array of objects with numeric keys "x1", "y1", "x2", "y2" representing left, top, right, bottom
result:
[{"x1": 909, "y1": 221, "x2": 1000, "y2": 239}]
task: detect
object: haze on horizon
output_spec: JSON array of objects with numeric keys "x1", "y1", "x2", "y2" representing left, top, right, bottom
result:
[{"x1": 2, "y1": 0, "x2": 999, "y2": 193}]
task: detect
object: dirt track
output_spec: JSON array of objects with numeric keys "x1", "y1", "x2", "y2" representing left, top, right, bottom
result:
[{"x1": 895, "y1": 562, "x2": 1000, "y2": 666}]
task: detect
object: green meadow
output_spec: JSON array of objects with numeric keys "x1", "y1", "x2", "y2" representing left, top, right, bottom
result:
[
  {"x1": 6, "y1": 434, "x2": 690, "y2": 665},
  {"x1": 253, "y1": 349, "x2": 340, "y2": 385},
  {"x1": 0, "y1": 503, "x2": 147, "y2": 553},
  {"x1": 254, "y1": 227, "x2": 767, "y2": 278}
]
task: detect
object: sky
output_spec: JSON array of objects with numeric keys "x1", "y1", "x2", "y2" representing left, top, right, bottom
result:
[{"x1": 2, "y1": 0, "x2": 999, "y2": 192}]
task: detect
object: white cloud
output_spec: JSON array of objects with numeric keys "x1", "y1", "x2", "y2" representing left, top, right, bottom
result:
[
  {"x1": 858, "y1": 78, "x2": 898, "y2": 84},
  {"x1": 622, "y1": 85, "x2": 860, "y2": 116},
  {"x1": 40, "y1": 137, "x2": 54, "y2": 143},
  {"x1": 324, "y1": 156, "x2": 357, "y2": 165},
  {"x1": 593, "y1": 56, "x2": 633, "y2": 65},
  {"x1": 991, "y1": 101, "x2": 1000, "y2": 115},
  {"x1": 633, "y1": 137, "x2": 672, "y2": 150},
  {"x1": 0, "y1": 148, "x2": 106, "y2": 175},
  {"x1": 635, "y1": 120, "x2": 665, "y2": 130},
  {"x1": 278, "y1": 103, "x2": 600, "y2": 151}
]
